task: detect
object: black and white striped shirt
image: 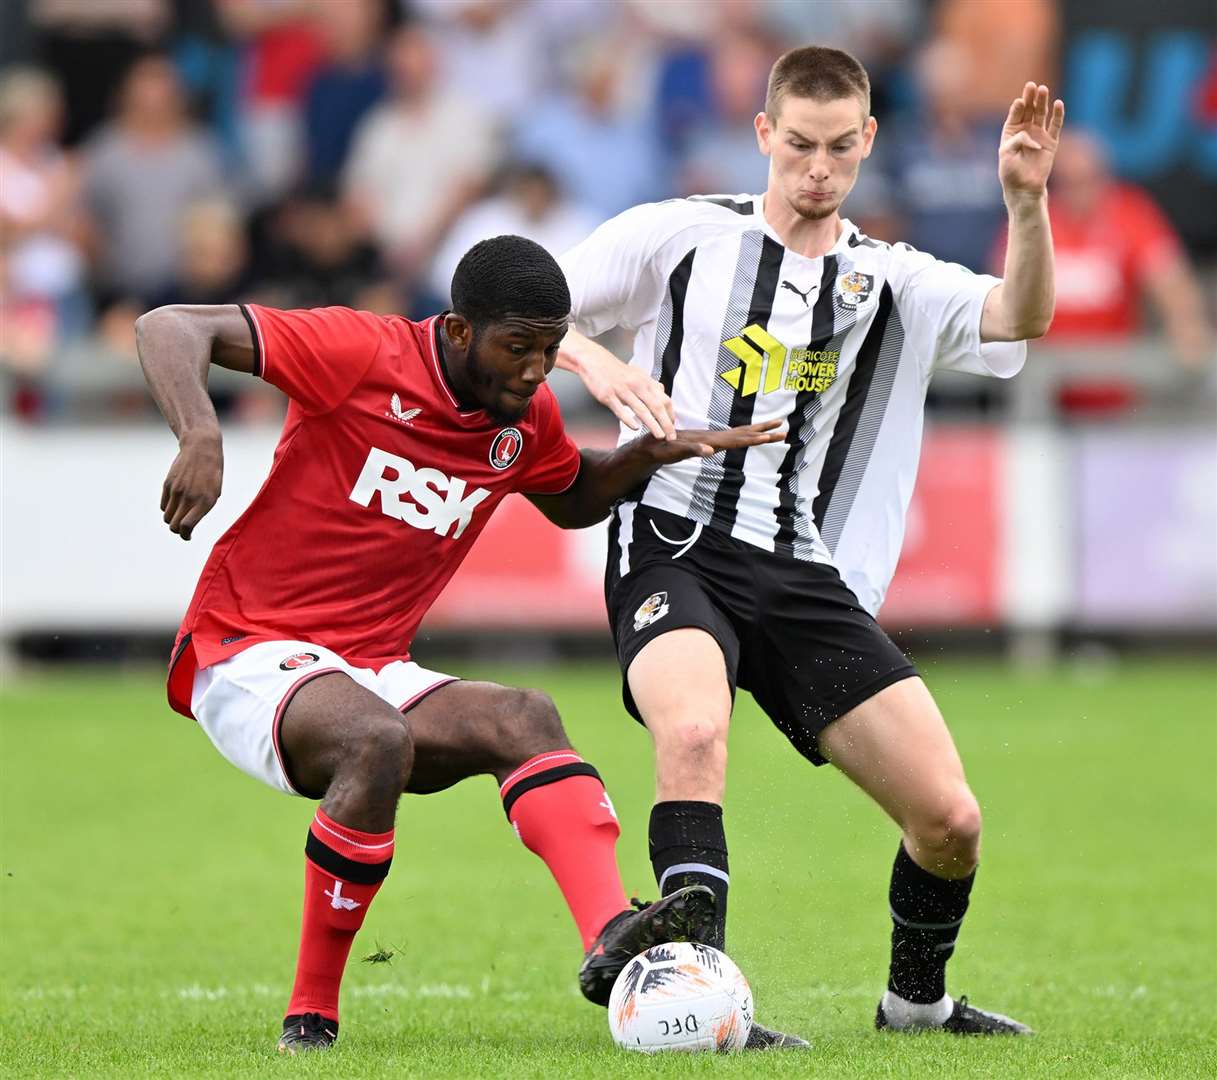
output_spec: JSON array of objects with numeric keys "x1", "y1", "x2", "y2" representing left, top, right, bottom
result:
[{"x1": 560, "y1": 194, "x2": 1025, "y2": 615}]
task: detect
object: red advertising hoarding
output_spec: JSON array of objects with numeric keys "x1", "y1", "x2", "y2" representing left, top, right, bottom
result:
[{"x1": 880, "y1": 428, "x2": 1003, "y2": 626}]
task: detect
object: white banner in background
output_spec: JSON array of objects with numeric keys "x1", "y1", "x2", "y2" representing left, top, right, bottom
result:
[{"x1": 1, "y1": 427, "x2": 279, "y2": 631}]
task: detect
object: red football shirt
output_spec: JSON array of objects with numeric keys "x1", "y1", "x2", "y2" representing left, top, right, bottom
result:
[
  {"x1": 166, "y1": 305, "x2": 581, "y2": 717},
  {"x1": 992, "y1": 184, "x2": 1181, "y2": 339}
]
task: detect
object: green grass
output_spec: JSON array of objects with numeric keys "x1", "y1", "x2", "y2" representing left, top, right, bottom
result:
[{"x1": 2, "y1": 658, "x2": 1215, "y2": 1078}]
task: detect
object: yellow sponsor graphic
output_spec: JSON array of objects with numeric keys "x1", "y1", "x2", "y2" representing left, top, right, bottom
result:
[
  {"x1": 721, "y1": 325, "x2": 786, "y2": 396},
  {"x1": 721, "y1": 324, "x2": 838, "y2": 397}
]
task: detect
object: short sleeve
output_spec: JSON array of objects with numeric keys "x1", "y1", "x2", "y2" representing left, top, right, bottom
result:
[
  {"x1": 241, "y1": 304, "x2": 384, "y2": 413},
  {"x1": 516, "y1": 388, "x2": 582, "y2": 495},
  {"x1": 891, "y1": 247, "x2": 1026, "y2": 379},
  {"x1": 559, "y1": 202, "x2": 673, "y2": 337}
]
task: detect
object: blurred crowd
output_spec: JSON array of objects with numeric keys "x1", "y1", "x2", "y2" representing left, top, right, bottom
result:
[{"x1": 1, "y1": 0, "x2": 1213, "y2": 423}]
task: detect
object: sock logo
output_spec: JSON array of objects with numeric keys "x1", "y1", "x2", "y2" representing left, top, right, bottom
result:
[
  {"x1": 325, "y1": 880, "x2": 361, "y2": 911},
  {"x1": 600, "y1": 793, "x2": 618, "y2": 820}
]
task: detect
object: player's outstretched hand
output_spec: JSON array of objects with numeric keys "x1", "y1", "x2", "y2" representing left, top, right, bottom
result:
[
  {"x1": 160, "y1": 431, "x2": 223, "y2": 541},
  {"x1": 566, "y1": 334, "x2": 677, "y2": 440},
  {"x1": 998, "y1": 82, "x2": 1064, "y2": 198},
  {"x1": 644, "y1": 419, "x2": 785, "y2": 465}
]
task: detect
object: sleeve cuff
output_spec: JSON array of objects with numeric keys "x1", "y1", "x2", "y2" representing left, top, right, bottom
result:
[{"x1": 238, "y1": 303, "x2": 264, "y2": 378}]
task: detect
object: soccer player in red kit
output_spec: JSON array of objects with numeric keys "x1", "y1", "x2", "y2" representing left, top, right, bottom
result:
[{"x1": 135, "y1": 235, "x2": 781, "y2": 1053}]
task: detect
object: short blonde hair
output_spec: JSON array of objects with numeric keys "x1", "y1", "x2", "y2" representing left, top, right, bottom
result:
[{"x1": 765, "y1": 46, "x2": 871, "y2": 120}]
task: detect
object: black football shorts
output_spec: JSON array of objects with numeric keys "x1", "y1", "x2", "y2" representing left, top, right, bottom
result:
[{"x1": 605, "y1": 504, "x2": 917, "y2": 766}]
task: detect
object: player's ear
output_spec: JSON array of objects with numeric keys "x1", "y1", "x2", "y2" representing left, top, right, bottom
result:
[
  {"x1": 861, "y1": 115, "x2": 878, "y2": 158},
  {"x1": 444, "y1": 312, "x2": 473, "y2": 351},
  {"x1": 754, "y1": 111, "x2": 772, "y2": 156}
]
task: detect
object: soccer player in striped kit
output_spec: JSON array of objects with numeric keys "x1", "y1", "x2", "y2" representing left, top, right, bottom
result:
[{"x1": 557, "y1": 48, "x2": 1064, "y2": 1042}]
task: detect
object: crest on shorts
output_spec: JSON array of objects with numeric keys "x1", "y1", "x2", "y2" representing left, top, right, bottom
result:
[
  {"x1": 489, "y1": 427, "x2": 523, "y2": 470},
  {"x1": 836, "y1": 270, "x2": 874, "y2": 306},
  {"x1": 633, "y1": 591, "x2": 670, "y2": 632},
  {"x1": 280, "y1": 651, "x2": 320, "y2": 671}
]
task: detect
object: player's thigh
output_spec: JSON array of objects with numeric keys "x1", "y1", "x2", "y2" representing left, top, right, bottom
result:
[
  {"x1": 192, "y1": 640, "x2": 372, "y2": 797},
  {"x1": 628, "y1": 628, "x2": 734, "y2": 739},
  {"x1": 745, "y1": 561, "x2": 917, "y2": 768},
  {"x1": 818, "y1": 675, "x2": 971, "y2": 831},
  {"x1": 279, "y1": 667, "x2": 415, "y2": 800},
  {"x1": 394, "y1": 677, "x2": 572, "y2": 795},
  {"x1": 612, "y1": 565, "x2": 740, "y2": 741}
]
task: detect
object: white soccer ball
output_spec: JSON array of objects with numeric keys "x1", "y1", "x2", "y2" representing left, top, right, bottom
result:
[{"x1": 607, "y1": 942, "x2": 753, "y2": 1053}]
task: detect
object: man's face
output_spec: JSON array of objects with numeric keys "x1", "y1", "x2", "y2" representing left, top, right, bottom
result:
[
  {"x1": 755, "y1": 95, "x2": 877, "y2": 221},
  {"x1": 454, "y1": 315, "x2": 569, "y2": 423}
]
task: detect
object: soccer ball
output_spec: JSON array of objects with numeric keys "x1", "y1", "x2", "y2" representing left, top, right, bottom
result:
[{"x1": 607, "y1": 942, "x2": 753, "y2": 1052}]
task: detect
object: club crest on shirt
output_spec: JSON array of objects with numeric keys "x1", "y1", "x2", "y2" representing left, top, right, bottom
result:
[
  {"x1": 633, "y1": 591, "x2": 670, "y2": 632},
  {"x1": 489, "y1": 427, "x2": 523, "y2": 470},
  {"x1": 280, "y1": 651, "x2": 320, "y2": 671},
  {"x1": 836, "y1": 270, "x2": 874, "y2": 306}
]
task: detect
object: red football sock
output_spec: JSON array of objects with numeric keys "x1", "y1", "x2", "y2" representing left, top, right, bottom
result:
[
  {"x1": 286, "y1": 808, "x2": 394, "y2": 1022},
  {"x1": 500, "y1": 752, "x2": 629, "y2": 950}
]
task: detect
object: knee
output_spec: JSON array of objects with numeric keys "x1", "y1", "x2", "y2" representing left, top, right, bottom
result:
[
  {"x1": 494, "y1": 688, "x2": 570, "y2": 762},
  {"x1": 347, "y1": 714, "x2": 414, "y2": 792},
  {"x1": 909, "y1": 790, "x2": 982, "y2": 874},
  {"x1": 655, "y1": 717, "x2": 729, "y2": 771}
]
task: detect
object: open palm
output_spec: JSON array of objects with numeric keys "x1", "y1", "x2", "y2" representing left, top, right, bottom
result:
[{"x1": 998, "y1": 82, "x2": 1065, "y2": 197}]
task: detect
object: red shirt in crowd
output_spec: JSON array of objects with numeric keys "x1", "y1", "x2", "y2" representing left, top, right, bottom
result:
[
  {"x1": 167, "y1": 305, "x2": 581, "y2": 717},
  {"x1": 1042, "y1": 184, "x2": 1182, "y2": 340}
]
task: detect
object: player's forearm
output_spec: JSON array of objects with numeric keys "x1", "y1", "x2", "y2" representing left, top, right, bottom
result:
[
  {"x1": 555, "y1": 327, "x2": 603, "y2": 376},
  {"x1": 531, "y1": 443, "x2": 661, "y2": 529},
  {"x1": 135, "y1": 307, "x2": 223, "y2": 444},
  {"x1": 996, "y1": 193, "x2": 1054, "y2": 340}
]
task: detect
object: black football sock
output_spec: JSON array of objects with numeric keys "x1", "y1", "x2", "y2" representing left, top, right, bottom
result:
[
  {"x1": 648, "y1": 801, "x2": 728, "y2": 949},
  {"x1": 887, "y1": 842, "x2": 975, "y2": 1003}
]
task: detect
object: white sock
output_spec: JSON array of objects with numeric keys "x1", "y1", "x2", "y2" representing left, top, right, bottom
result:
[{"x1": 881, "y1": 990, "x2": 954, "y2": 1029}]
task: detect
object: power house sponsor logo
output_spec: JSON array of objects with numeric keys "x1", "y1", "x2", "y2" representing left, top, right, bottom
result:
[
  {"x1": 489, "y1": 427, "x2": 523, "y2": 470},
  {"x1": 349, "y1": 447, "x2": 491, "y2": 539},
  {"x1": 720, "y1": 323, "x2": 840, "y2": 398},
  {"x1": 280, "y1": 651, "x2": 320, "y2": 671}
]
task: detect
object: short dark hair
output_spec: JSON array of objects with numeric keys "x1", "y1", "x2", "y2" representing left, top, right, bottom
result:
[
  {"x1": 450, "y1": 235, "x2": 570, "y2": 330},
  {"x1": 765, "y1": 45, "x2": 870, "y2": 120}
]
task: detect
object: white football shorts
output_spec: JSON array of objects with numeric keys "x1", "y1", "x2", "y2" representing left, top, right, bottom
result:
[{"x1": 191, "y1": 639, "x2": 456, "y2": 796}]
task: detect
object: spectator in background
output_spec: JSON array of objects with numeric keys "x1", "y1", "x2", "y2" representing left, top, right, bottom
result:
[
  {"x1": 0, "y1": 68, "x2": 90, "y2": 344},
  {"x1": 427, "y1": 162, "x2": 597, "y2": 302},
  {"x1": 302, "y1": 0, "x2": 389, "y2": 186},
  {"x1": 342, "y1": 22, "x2": 497, "y2": 286},
  {"x1": 881, "y1": 40, "x2": 1007, "y2": 271},
  {"x1": 82, "y1": 53, "x2": 224, "y2": 305},
  {"x1": 255, "y1": 183, "x2": 396, "y2": 313},
  {"x1": 513, "y1": 35, "x2": 663, "y2": 218},
  {"x1": 993, "y1": 131, "x2": 1213, "y2": 411},
  {"x1": 216, "y1": 0, "x2": 325, "y2": 204},
  {"x1": 146, "y1": 198, "x2": 253, "y2": 309},
  {"x1": 676, "y1": 30, "x2": 773, "y2": 197},
  {"x1": 933, "y1": 0, "x2": 1056, "y2": 122},
  {"x1": 29, "y1": 0, "x2": 170, "y2": 146},
  {"x1": 414, "y1": 0, "x2": 545, "y2": 128}
]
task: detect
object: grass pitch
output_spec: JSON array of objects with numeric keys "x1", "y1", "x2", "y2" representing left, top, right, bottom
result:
[{"x1": 2, "y1": 658, "x2": 1215, "y2": 1078}]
